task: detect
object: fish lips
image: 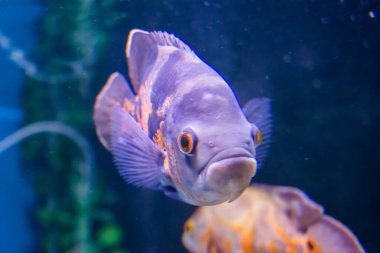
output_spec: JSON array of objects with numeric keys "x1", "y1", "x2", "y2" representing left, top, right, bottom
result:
[{"x1": 199, "y1": 147, "x2": 257, "y2": 203}]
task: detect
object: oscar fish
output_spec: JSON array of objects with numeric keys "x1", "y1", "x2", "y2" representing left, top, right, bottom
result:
[
  {"x1": 182, "y1": 184, "x2": 365, "y2": 253},
  {"x1": 93, "y1": 29, "x2": 272, "y2": 205}
]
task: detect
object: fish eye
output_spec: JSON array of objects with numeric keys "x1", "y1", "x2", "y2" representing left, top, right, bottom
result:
[
  {"x1": 178, "y1": 128, "x2": 197, "y2": 154},
  {"x1": 251, "y1": 125, "x2": 262, "y2": 147}
]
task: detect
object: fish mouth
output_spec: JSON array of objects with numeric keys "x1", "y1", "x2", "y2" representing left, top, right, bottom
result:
[
  {"x1": 194, "y1": 147, "x2": 257, "y2": 204},
  {"x1": 201, "y1": 147, "x2": 254, "y2": 173}
]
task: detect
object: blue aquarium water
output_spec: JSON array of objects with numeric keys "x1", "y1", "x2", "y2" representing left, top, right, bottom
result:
[
  {"x1": 0, "y1": 1, "x2": 378, "y2": 253},
  {"x1": 0, "y1": 0, "x2": 39, "y2": 252}
]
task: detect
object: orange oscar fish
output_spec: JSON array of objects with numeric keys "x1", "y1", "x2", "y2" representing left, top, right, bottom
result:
[{"x1": 182, "y1": 184, "x2": 365, "y2": 253}]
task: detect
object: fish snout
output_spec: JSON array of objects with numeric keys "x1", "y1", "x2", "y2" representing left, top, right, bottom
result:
[
  {"x1": 205, "y1": 132, "x2": 253, "y2": 151},
  {"x1": 205, "y1": 151, "x2": 257, "y2": 202}
]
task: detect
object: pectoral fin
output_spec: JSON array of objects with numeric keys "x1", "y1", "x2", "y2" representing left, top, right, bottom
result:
[
  {"x1": 111, "y1": 107, "x2": 166, "y2": 189},
  {"x1": 243, "y1": 98, "x2": 272, "y2": 168}
]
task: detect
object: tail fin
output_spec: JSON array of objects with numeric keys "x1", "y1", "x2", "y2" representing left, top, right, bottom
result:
[
  {"x1": 255, "y1": 184, "x2": 365, "y2": 253},
  {"x1": 93, "y1": 72, "x2": 135, "y2": 150}
]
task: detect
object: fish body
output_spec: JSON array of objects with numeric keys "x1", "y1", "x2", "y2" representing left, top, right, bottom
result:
[
  {"x1": 182, "y1": 184, "x2": 365, "y2": 253},
  {"x1": 94, "y1": 29, "x2": 272, "y2": 205}
]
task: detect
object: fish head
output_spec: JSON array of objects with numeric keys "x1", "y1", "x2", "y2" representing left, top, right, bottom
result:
[{"x1": 166, "y1": 85, "x2": 262, "y2": 205}]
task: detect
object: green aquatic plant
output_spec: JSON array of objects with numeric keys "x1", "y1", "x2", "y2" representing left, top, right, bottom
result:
[
  {"x1": 0, "y1": 121, "x2": 93, "y2": 252},
  {"x1": 0, "y1": 0, "x2": 129, "y2": 252},
  {"x1": 0, "y1": 120, "x2": 129, "y2": 253}
]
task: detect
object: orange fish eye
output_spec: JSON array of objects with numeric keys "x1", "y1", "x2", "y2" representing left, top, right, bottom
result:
[{"x1": 178, "y1": 129, "x2": 196, "y2": 154}]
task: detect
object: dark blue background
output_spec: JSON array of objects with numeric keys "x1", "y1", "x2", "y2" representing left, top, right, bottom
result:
[{"x1": 0, "y1": 0, "x2": 39, "y2": 252}]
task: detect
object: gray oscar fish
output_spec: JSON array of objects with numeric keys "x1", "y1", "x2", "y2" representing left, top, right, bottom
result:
[{"x1": 93, "y1": 29, "x2": 272, "y2": 205}]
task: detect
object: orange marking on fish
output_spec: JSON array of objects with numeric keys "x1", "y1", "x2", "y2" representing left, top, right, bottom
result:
[
  {"x1": 206, "y1": 228, "x2": 226, "y2": 253},
  {"x1": 215, "y1": 231, "x2": 227, "y2": 251},
  {"x1": 140, "y1": 102, "x2": 152, "y2": 133},
  {"x1": 212, "y1": 210, "x2": 254, "y2": 252},
  {"x1": 163, "y1": 156, "x2": 170, "y2": 175},
  {"x1": 153, "y1": 128, "x2": 165, "y2": 149},
  {"x1": 224, "y1": 238, "x2": 233, "y2": 252},
  {"x1": 202, "y1": 225, "x2": 213, "y2": 251},
  {"x1": 241, "y1": 229, "x2": 254, "y2": 253},
  {"x1": 134, "y1": 81, "x2": 153, "y2": 133},
  {"x1": 268, "y1": 216, "x2": 304, "y2": 252},
  {"x1": 306, "y1": 237, "x2": 321, "y2": 253},
  {"x1": 209, "y1": 244, "x2": 218, "y2": 253},
  {"x1": 258, "y1": 244, "x2": 265, "y2": 252},
  {"x1": 123, "y1": 98, "x2": 134, "y2": 113},
  {"x1": 213, "y1": 210, "x2": 251, "y2": 233},
  {"x1": 156, "y1": 109, "x2": 163, "y2": 117},
  {"x1": 157, "y1": 95, "x2": 173, "y2": 118},
  {"x1": 153, "y1": 121, "x2": 166, "y2": 150},
  {"x1": 268, "y1": 241, "x2": 277, "y2": 253},
  {"x1": 208, "y1": 239, "x2": 220, "y2": 253},
  {"x1": 184, "y1": 220, "x2": 194, "y2": 233}
]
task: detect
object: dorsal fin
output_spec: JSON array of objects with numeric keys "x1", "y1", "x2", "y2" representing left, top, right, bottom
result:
[
  {"x1": 126, "y1": 29, "x2": 194, "y2": 93},
  {"x1": 149, "y1": 30, "x2": 193, "y2": 52},
  {"x1": 93, "y1": 72, "x2": 135, "y2": 151}
]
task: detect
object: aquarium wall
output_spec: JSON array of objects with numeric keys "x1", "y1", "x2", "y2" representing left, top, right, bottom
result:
[{"x1": 0, "y1": 0, "x2": 379, "y2": 252}]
